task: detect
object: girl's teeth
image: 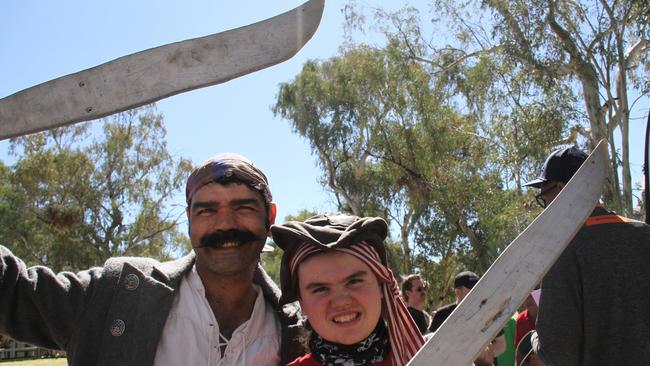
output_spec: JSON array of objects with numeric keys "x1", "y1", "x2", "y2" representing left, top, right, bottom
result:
[{"x1": 333, "y1": 313, "x2": 357, "y2": 323}]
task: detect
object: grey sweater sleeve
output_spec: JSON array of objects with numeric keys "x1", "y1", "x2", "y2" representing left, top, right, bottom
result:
[
  {"x1": 535, "y1": 239, "x2": 584, "y2": 366},
  {"x1": 0, "y1": 245, "x2": 102, "y2": 350}
]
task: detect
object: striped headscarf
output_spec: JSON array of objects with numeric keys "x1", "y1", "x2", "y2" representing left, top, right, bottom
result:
[{"x1": 289, "y1": 241, "x2": 425, "y2": 366}]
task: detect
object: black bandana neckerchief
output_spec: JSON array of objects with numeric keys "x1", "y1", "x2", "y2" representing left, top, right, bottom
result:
[{"x1": 309, "y1": 320, "x2": 390, "y2": 366}]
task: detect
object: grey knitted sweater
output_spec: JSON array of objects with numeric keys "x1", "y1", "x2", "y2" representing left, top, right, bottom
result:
[{"x1": 536, "y1": 206, "x2": 650, "y2": 365}]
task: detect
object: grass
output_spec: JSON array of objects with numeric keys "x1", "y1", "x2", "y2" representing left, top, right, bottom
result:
[{"x1": 0, "y1": 359, "x2": 67, "y2": 365}]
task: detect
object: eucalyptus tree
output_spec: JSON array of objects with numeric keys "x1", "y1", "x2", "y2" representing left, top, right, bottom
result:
[
  {"x1": 0, "y1": 106, "x2": 192, "y2": 271},
  {"x1": 274, "y1": 46, "x2": 424, "y2": 272},
  {"x1": 484, "y1": 0, "x2": 649, "y2": 214},
  {"x1": 274, "y1": 44, "x2": 534, "y2": 282},
  {"x1": 346, "y1": 0, "x2": 649, "y2": 215}
]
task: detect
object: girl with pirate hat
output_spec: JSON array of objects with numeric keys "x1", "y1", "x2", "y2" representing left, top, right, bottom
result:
[{"x1": 271, "y1": 214, "x2": 425, "y2": 366}]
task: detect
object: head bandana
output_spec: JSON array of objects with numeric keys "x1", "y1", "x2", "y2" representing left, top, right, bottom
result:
[{"x1": 185, "y1": 153, "x2": 272, "y2": 206}]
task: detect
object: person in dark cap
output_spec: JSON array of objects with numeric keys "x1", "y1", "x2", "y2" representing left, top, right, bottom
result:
[
  {"x1": 429, "y1": 271, "x2": 505, "y2": 366},
  {"x1": 0, "y1": 153, "x2": 304, "y2": 366},
  {"x1": 525, "y1": 146, "x2": 650, "y2": 365},
  {"x1": 525, "y1": 146, "x2": 589, "y2": 208},
  {"x1": 428, "y1": 271, "x2": 479, "y2": 333},
  {"x1": 272, "y1": 214, "x2": 425, "y2": 366}
]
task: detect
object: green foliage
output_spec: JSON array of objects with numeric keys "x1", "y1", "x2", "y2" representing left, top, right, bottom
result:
[
  {"x1": 0, "y1": 106, "x2": 192, "y2": 271},
  {"x1": 383, "y1": 239, "x2": 407, "y2": 278},
  {"x1": 274, "y1": 44, "x2": 530, "y2": 283},
  {"x1": 273, "y1": 1, "x2": 594, "y2": 303},
  {"x1": 283, "y1": 209, "x2": 320, "y2": 222},
  {"x1": 309, "y1": 0, "x2": 649, "y2": 305},
  {"x1": 260, "y1": 244, "x2": 282, "y2": 285},
  {"x1": 459, "y1": 0, "x2": 647, "y2": 213}
]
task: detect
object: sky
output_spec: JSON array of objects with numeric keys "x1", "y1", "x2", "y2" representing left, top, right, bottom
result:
[
  {"x1": 1, "y1": 0, "x2": 648, "y2": 227},
  {"x1": 0, "y1": 0, "x2": 360, "y2": 223}
]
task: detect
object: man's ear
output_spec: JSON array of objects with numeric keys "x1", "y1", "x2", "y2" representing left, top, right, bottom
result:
[
  {"x1": 557, "y1": 182, "x2": 566, "y2": 190},
  {"x1": 267, "y1": 203, "x2": 277, "y2": 232},
  {"x1": 186, "y1": 207, "x2": 191, "y2": 235}
]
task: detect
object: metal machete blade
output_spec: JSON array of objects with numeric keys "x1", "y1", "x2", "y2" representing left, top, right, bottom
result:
[
  {"x1": 0, "y1": 0, "x2": 324, "y2": 139},
  {"x1": 408, "y1": 140, "x2": 608, "y2": 366}
]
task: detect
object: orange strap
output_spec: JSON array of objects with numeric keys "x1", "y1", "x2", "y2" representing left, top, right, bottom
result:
[{"x1": 585, "y1": 214, "x2": 642, "y2": 227}]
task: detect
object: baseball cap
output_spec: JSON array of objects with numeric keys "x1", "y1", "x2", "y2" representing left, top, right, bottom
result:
[
  {"x1": 524, "y1": 146, "x2": 588, "y2": 188},
  {"x1": 454, "y1": 271, "x2": 479, "y2": 289}
]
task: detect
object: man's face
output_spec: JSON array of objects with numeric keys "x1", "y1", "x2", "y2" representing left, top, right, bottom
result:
[
  {"x1": 454, "y1": 286, "x2": 471, "y2": 303},
  {"x1": 406, "y1": 278, "x2": 426, "y2": 308},
  {"x1": 187, "y1": 182, "x2": 276, "y2": 278},
  {"x1": 537, "y1": 181, "x2": 563, "y2": 208}
]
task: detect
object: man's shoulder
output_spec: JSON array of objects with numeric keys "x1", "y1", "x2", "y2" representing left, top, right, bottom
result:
[
  {"x1": 584, "y1": 207, "x2": 648, "y2": 230},
  {"x1": 436, "y1": 303, "x2": 457, "y2": 311},
  {"x1": 434, "y1": 303, "x2": 457, "y2": 316},
  {"x1": 103, "y1": 256, "x2": 160, "y2": 270},
  {"x1": 102, "y1": 252, "x2": 195, "y2": 279},
  {"x1": 577, "y1": 209, "x2": 650, "y2": 246}
]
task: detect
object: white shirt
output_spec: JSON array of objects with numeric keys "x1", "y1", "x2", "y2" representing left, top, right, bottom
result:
[{"x1": 153, "y1": 266, "x2": 281, "y2": 366}]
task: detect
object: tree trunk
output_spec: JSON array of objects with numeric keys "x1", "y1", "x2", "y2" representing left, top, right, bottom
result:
[
  {"x1": 616, "y1": 38, "x2": 650, "y2": 215},
  {"x1": 400, "y1": 212, "x2": 413, "y2": 274}
]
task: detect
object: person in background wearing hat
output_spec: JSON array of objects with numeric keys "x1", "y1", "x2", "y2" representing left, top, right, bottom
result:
[
  {"x1": 525, "y1": 146, "x2": 650, "y2": 365},
  {"x1": 429, "y1": 271, "x2": 506, "y2": 366},
  {"x1": 401, "y1": 274, "x2": 431, "y2": 335},
  {"x1": 428, "y1": 271, "x2": 479, "y2": 333},
  {"x1": 0, "y1": 153, "x2": 304, "y2": 366},
  {"x1": 272, "y1": 214, "x2": 425, "y2": 366}
]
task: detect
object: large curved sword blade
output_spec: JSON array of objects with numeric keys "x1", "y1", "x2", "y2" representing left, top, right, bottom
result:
[
  {"x1": 408, "y1": 140, "x2": 608, "y2": 366},
  {"x1": 0, "y1": 0, "x2": 324, "y2": 140}
]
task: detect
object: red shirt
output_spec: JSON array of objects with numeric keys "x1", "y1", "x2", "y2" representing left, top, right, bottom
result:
[
  {"x1": 287, "y1": 352, "x2": 395, "y2": 366},
  {"x1": 515, "y1": 309, "x2": 536, "y2": 348}
]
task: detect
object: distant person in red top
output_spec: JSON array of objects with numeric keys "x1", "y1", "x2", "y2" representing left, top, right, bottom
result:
[
  {"x1": 515, "y1": 293, "x2": 538, "y2": 366},
  {"x1": 272, "y1": 214, "x2": 425, "y2": 366}
]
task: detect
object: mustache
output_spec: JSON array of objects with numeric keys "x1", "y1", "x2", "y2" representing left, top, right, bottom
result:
[{"x1": 196, "y1": 229, "x2": 263, "y2": 248}]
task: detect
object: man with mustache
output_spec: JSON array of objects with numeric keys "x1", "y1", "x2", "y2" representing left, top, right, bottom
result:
[{"x1": 0, "y1": 153, "x2": 305, "y2": 366}]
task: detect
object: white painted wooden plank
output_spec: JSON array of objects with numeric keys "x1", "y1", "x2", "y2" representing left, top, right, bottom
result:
[
  {"x1": 408, "y1": 140, "x2": 608, "y2": 366},
  {"x1": 0, "y1": 0, "x2": 324, "y2": 139}
]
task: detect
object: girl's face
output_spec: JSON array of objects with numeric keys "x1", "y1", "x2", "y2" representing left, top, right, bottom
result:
[{"x1": 297, "y1": 251, "x2": 383, "y2": 345}]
